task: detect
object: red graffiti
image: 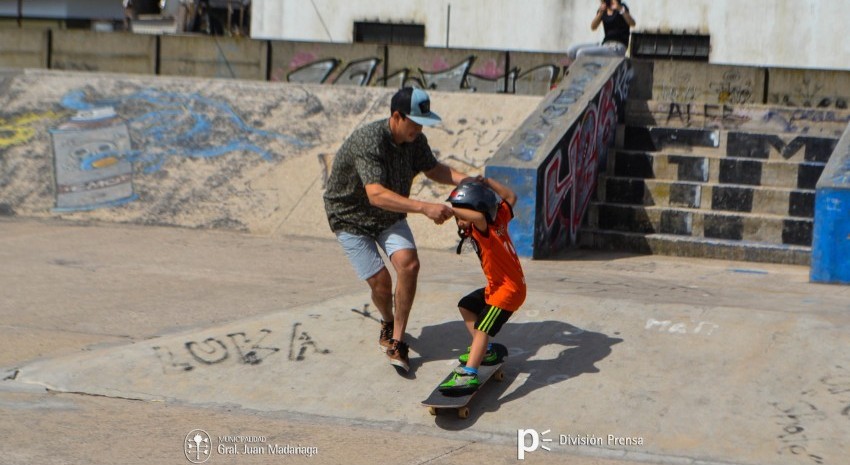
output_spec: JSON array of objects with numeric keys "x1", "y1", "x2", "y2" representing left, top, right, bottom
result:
[{"x1": 540, "y1": 78, "x2": 619, "y2": 252}]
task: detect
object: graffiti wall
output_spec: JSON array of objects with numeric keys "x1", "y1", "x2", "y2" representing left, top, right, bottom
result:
[
  {"x1": 0, "y1": 69, "x2": 542, "y2": 250},
  {"x1": 485, "y1": 56, "x2": 632, "y2": 258},
  {"x1": 270, "y1": 41, "x2": 565, "y2": 95},
  {"x1": 533, "y1": 61, "x2": 632, "y2": 258},
  {"x1": 630, "y1": 60, "x2": 850, "y2": 111},
  {"x1": 0, "y1": 69, "x2": 390, "y2": 232}
]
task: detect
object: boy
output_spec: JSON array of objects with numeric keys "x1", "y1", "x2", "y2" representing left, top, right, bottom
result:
[{"x1": 440, "y1": 177, "x2": 526, "y2": 393}]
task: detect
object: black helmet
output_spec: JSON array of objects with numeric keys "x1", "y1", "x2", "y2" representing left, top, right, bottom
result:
[{"x1": 447, "y1": 181, "x2": 501, "y2": 223}]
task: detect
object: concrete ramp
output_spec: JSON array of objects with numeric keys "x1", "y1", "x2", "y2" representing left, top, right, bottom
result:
[{"x1": 0, "y1": 69, "x2": 541, "y2": 249}]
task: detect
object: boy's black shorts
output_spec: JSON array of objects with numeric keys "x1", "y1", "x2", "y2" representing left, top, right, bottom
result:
[{"x1": 458, "y1": 288, "x2": 514, "y2": 337}]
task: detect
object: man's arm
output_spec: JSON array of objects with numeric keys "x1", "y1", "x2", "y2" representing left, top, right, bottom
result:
[
  {"x1": 423, "y1": 162, "x2": 472, "y2": 186},
  {"x1": 364, "y1": 183, "x2": 453, "y2": 224}
]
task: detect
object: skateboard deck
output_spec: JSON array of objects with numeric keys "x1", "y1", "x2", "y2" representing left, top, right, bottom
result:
[{"x1": 421, "y1": 343, "x2": 508, "y2": 419}]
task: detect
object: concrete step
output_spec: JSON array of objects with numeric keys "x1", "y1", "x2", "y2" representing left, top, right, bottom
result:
[
  {"x1": 585, "y1": 202, "x2": 813, "y2": 246},
  {"x1": 609, "y1": 149, "x2": 826, "y2": 190},
  {"x1": 597, "y1": 176, "x2": 816, "y2": 218},
  {"x1": 620, "y1": 125, "x2": 838, "y2": 164},
  {"x1": 623, "y1": 99, "x2": 850, "y2": 138},
  {"x1": 577, "y1": 228, "x2": 811, "y2": 265}
]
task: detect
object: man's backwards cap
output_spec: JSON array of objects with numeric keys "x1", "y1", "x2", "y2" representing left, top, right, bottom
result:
[{"x1": 391, "y1": 87, "x2": 442, "y2": 126}]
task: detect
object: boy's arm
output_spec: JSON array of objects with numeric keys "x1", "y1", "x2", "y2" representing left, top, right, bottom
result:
[
  {"x1": 452, "y1": 207, "x2": 488, "y2": 232},
  {"x1": 480, "y1": 176, "x2": 518, "y2": 207}
]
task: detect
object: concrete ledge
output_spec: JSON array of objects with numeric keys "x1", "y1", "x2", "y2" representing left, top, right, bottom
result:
[
  {"x1": 811, "y1": 124, "x2": 850, "y2": 284},
  {"x1": 485, "y1": 56, "x2": 633, "y2": 258}
]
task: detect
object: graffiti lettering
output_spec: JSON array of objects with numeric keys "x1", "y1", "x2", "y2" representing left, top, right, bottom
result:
[
  {"x1": 289, "y1": 322, "x2": 331, "y2": 361},
  {"x1": 536, "y1": 61, "x2": 631, "y2": 255},
  {"x1": 644, "y1": 319, "x2": 719, "y2": 335},
  {"x1": 153, "y1": 328, "x2": 282, "y2": 373}
]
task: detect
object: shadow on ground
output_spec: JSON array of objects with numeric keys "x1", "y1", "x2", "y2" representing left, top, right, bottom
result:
[{"x1": 409, "y1": 320, "x2": 623, "y2": 428}]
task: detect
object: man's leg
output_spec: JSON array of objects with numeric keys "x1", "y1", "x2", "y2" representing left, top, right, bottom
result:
[
  {"x1": 365, "y1": 267, "x2": 394, "y2": 323},
  {"x1": 334, "y1": 230, "x2": 394, "y2": 351},
  {"x1": 388, "y1": 248, "x2": 420, "y2": 342}
]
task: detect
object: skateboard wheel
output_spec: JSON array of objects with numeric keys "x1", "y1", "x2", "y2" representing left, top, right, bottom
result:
[
  {"x1": 457, "y1": 407, "x2": 470, "y2": 419},
  {"x1": 494, "y1": 369, "x2": 505, "y2": 381},
  {"x1": 428, "y1": 406, "x2": 437, "y2": 416}
]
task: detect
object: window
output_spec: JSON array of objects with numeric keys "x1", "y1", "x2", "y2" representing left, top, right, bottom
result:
[
  {"x1": 631, "y1": 33, "x2": 710, "y2": 61},
  {"x1": 353, "y1": 22, "x2": 424, "y2": 46}
]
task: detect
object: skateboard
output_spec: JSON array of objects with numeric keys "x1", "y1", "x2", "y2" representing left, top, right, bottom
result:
[{"x1": 421, "y1": 343, "x2": 508, "y2": 419}]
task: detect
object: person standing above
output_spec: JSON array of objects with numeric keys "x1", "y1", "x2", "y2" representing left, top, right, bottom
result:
[
  {"x1": 323, "y1": 87, "x2": 471, "y2": 373},
  {"x1": 122, "y1": 0, "x2": 136, "y2": 30},
  {"x1": 566, "y1": 0, "x2": 636, "y2": 62}
]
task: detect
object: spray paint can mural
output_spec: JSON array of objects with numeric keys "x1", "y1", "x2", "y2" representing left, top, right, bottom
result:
[{"x1": 51, "y1": 107, "x2": 136, "y2": 211}]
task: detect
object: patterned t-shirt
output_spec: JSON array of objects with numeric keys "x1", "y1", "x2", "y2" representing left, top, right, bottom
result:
[{"x1": 323, "y1": 118, "x2": 438, "y2": 238}]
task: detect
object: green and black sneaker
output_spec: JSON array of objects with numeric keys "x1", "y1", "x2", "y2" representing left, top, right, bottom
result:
[
  {"x1": 438, "y1": 367, "x2": 480, "y2": 394},
  {"x1": 458, "y1": 346, "x2": 500, "y2": 366}
]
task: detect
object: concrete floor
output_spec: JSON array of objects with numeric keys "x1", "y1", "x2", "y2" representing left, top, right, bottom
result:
[{"x1": 2, "y1": 217, "x2": 849, "y2": 465}]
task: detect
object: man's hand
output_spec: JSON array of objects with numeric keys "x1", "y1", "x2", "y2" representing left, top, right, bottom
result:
[{"x1": 422, "y1": 202, "x2": 454, "y2": 225}]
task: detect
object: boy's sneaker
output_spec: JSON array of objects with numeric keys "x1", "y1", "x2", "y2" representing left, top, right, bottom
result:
[
  {"x1": 386, "y1": 339, "x2": 410, "y2": 372},
  {"x1": 379, "y1": 320, "x2": 393, "y2": 353},
  {"x1": 458, "y1": 346, "x2": 500, "y2": 366},
  {"x1": 438, "y1": 367, "x2": 480, "y2": 394}
]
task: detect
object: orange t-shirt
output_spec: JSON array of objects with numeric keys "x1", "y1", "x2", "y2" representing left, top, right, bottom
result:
[{"x1": 469, "y1": 201, "x2": 526, "y2": 311}]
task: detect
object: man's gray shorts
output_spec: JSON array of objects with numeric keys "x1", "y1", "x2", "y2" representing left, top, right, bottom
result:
[{"x1": 335, "y1": 219, "x2": 416, "y2": 280}]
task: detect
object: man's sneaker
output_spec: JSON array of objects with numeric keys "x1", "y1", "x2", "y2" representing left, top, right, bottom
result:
[
  {"x1": 438, "y1": 367, "x2": 480, "y2": 394},
  {"x1": 386, "y1": 339, "x2": 410, "y2": 372},
  {"x1": 379, "y1": 320, "x2": 394, "y2": 353},
  {"x1": 458, "y1": 346, "x2": 499, "y2": 366}
]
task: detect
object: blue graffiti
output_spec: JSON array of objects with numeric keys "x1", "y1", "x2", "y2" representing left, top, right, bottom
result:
[{"x1": 60, "y1": 89, "x2": 310, "y2": 173}]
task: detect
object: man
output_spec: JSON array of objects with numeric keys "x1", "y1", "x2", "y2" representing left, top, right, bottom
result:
[{"x1": 323, "y1": 87, "x2": 470, "y2": 372}]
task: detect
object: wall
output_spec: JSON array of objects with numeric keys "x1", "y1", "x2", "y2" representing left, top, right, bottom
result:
[
  {"x1": 251, "y1": 0, "x2": 579, "y2": 53},
  {"x1": 51, "y1": 30, "x2": 156, "y2": 74},
  {"x1": 251, "y1": 0, "x2": 850, "y2": 71},
  {"x1": 630, "y1": 60, "x2": 850, "y2": 111},
  {"x1": 0, "y1": 30, "x2": 569, "y2": 95},
  {"x1": 270, "y1": 41, "x2": 566, "y2": 95},
  {"x1": 486, "y1": 56, "x2": 633, "y2": 258},
  {"x1": 0, "y1": 28, "x2": 48, "y2": 69},
  {"x1": 811, "y1": 124, "x2": 850, "y2": 284},
  {"x1": 2, "y1": 29, "x2": 849, "y2": 103},
  {"x1": 0, "y1": 69, "x2": 541, "y2": 251}
]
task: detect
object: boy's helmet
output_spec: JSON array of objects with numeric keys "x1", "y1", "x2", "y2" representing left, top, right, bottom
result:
[{"x1": 446, "y1": 181, "x2": 501, "y2": 223}]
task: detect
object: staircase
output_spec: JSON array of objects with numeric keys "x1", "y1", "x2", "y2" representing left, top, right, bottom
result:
[{"x1": 579, "y1": 100, "x2": 846, "y2": 265}]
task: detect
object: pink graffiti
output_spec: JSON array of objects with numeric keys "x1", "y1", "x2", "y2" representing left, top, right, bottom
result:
[
  {"x1": 475, "y1": 59, "x2": 504, "y2": 79},
  {"x1": 290, "y1": 51, "x2": 319, "y2": 70},
  {"x1": 428, "y1": 57, "x2": 451, "y2": 71}
]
